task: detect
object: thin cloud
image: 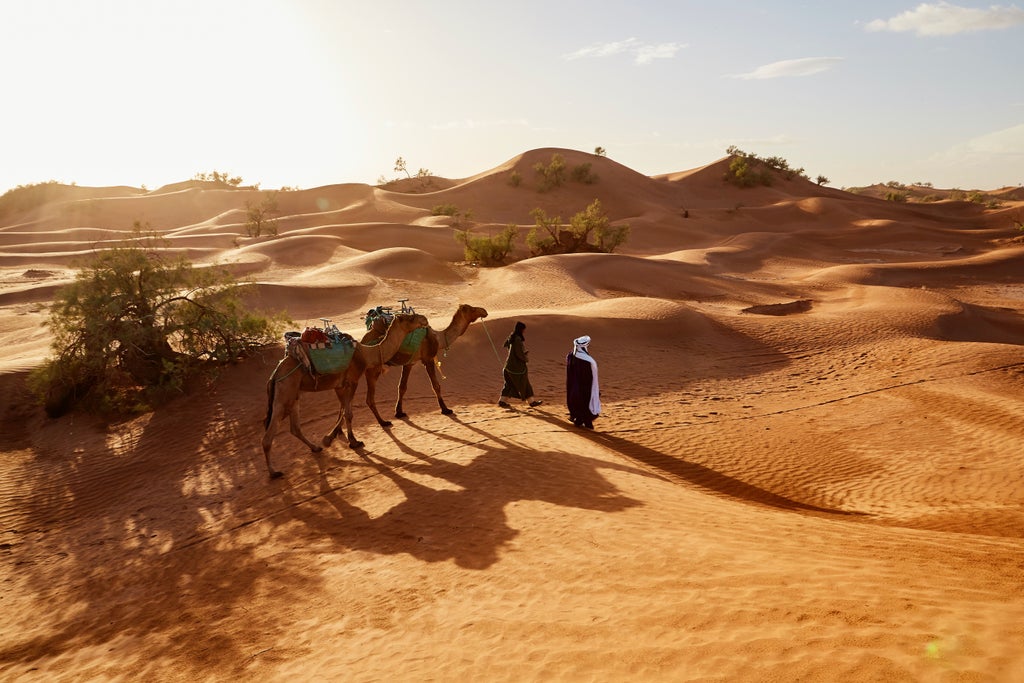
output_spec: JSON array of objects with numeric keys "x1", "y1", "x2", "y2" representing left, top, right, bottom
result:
[
  {"x1": 431, "y1": 119, "x2": 529, "y2": 131},
  {"x1": 564, "y1": 38, "x2": 686, "y2": 65},
  {"x1": 866, "y1": 2, "x2": 1024, "y2": 36},
  {"x1": 731, "y1": 57, "x2": 843, "y2": 80},
  {"x1": 928, "y1": 123, "x2": 1024, "y2": 185}
]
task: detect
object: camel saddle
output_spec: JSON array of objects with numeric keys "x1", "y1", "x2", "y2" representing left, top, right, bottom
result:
[
  {"x1": 283, "y1": 327, "x2": 356, "y2": 375},
  {"x1": 363, "y1": 305, "x2": 428, "y2": 359}
]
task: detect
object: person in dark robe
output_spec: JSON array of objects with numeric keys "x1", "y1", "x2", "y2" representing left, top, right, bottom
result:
[
  {"x1": 566, "y1": 335, "x2": 600, "y2": 428},
  {"x1": 499, "y1": 321, "x2": 543, "y2": 408}
]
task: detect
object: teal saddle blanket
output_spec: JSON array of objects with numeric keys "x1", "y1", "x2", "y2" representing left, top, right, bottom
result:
[
  {"x1": 366, "y1": 327, "x2": 428, "y2": 358},
  {"x1": 307, "y1": 343, "x2": 356, "y2": 374}
]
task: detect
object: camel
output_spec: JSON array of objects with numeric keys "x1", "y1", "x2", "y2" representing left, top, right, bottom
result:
[
  {"x1": 360, "y1": 303, "x2": 488, "y2": 427},
  {"x1": 262, "y1": 312, "x2": 429, "y2": 478}
]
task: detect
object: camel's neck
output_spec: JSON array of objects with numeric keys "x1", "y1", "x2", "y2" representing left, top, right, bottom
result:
[
  {"x1": 441, "y1": 313, "x2": 472, "y2": 350},
  {"x1": 373, "y1": 324, "x2": 415, "y2": 364}
]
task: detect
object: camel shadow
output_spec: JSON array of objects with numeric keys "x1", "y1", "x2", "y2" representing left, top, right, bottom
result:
[
  {"x1": 525, "y1": 409, "x2": 866, "y2": 517},
  {"x1": 278, "y1": 414, "x2": 647, "y2": 570}
]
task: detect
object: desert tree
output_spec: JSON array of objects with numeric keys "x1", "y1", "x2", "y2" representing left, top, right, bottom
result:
[
  {"x1": 394, "y1": 156, "x2": 410, "y2": 178},
  {"x1": 570, "y1": 199, "x2": 629, "y2": 253},
  {"x1": 525, "y1": 199, "x2": 628, "y2": 256},
  {"x1": 594, "y1": 146, "x2": 607, "y2": 157},
  {"x1": 31, "y1": 226, "x2": 287, "y2": 416},
  {"x1": 245, "y1": 191, "x2": 279, "y2": 237},
  {"x1": 816, "y1": 175, "x2": 830, "y2": 186}
]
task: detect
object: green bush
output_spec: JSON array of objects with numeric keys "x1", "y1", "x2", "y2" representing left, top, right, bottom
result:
[
  {"x1": 526, "y1": 199, "x2": 628, "y2": 256},
  {"x1": 885, "y1": 191, "x2": 908, "y2": 203},
  {"x1": 454, "y1": 224, "x2": 518, "y2": 265},
  {"x1": 571, "y1": 162, "x2": 598, "y2": 184},
  {"x1": 533, "y1": 153, "x2": 567, "y2": 192},
  {"x1": 724, "y1": 146, "x2": 809, "y2": 186},
  {"x1": 725, "y1": 156, "x2": 772, "y2": 188},
  {"x1": 431, "y1": 203, "x2": 459, "y2": 216},
  {"x1": 508, "y1": 170, "x2": 522, "y2": 187},
  {"x1": 31, "y1": 228, "x2": 287, "y2": 416}
]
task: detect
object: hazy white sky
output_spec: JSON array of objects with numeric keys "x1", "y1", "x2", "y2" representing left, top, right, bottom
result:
[{"x1": 2, "y1": 0, "x2": 1022, "y2": 194}]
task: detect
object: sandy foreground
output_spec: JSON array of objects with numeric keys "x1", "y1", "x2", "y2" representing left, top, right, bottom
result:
[{"x1": 1, "y1": 148, "x2": 1023, "y2": 681}]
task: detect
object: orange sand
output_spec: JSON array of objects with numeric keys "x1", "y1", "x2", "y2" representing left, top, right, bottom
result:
[{"x1": 2, "y1": 148, "x2": 1023, "y2": 681}]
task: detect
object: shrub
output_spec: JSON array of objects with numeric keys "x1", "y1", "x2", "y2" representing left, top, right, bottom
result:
[
  {"x1": 594, "y1": 146, "x2": 607, "y2": 157},
  {"x1": 574, "y1": 199, "x2": 629, "y2": 253},
  {"x1": 725, "y1": 156, "x2": 772, "y2": 188},
  {"x1": 454, "y1": 224, "x2": 518, "y2": 265},
  {"x1": 30, "y1": 227, "x2": 287, "y2": 416},
  {"x1": 571, "y1": 162, "x2": 598, "y2": 184},
  {"x1": 526, "y1": 208, "x2": 562, "y2": 255},
  {"x1": 508, "y1": 170, "x2": 522, "y2": 187},
  {"x1": 816, "y1": 175, "x2": 829, "y2": 186},
  {"x1": 431, "y1": 203, "x2": 459, "y2": 217},
  {"x1": 193, "y1": 171, "x2": 243, "y2": 186},
  {"x1": 533, "y1": 153, "x2": 567, "y2": 192},
  {"x1": 885, "y1": 191, "x2": 907, "y2": 203},
  {"x1": 526, "y1": 199, "x2": 628, "y2": 256},
  {"x1": 725, "y1": 146, "x2": 809, "y2": 186}
]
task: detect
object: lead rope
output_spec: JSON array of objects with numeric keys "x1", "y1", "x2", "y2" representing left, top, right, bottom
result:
[{"x1": 479, "y1": 319, "x2": 505, "y2": 365}]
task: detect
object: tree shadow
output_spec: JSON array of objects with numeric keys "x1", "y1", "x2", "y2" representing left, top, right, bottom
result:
[
  {"x1": 0, "y1": 355, "x2": 325, "y2": 677},
  {"x1": 524, "y1": 409, "x2": 866, "y2": 517}
]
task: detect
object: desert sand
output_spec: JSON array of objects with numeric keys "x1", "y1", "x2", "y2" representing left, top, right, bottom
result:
[{"x1": 2, "y1": 148, "x2": 1023, "y2": 681}]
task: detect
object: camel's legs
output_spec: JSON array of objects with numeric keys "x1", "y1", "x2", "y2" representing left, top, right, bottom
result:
[
  {"x1": 363, "y1": 366, "x2": 393, "y2": 428},
  {"x1": 393, "y1": 364, "x2": 416, "y2": 418},
  {"x1": 421, "y1": 359, "x2": 453, "y2": 415},
  {"x1": 323, "y1": 383, "x2": 364, "y2": 449},
  {"x1": 287, "y1": 399, "x2": 322, "y2": 453},
  {"x1": 262, "y1": 384, "x2": 321, "y2": 479}
]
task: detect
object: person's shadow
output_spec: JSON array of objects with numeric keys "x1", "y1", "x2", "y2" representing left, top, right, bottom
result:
[{"x1": 524, "y1": 409, "x2": 866, "y2": 517}]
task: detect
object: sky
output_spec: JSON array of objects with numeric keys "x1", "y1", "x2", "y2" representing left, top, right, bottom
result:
[{"x1": 1, "y1": 0, "x2": 1023, "y2": 195}]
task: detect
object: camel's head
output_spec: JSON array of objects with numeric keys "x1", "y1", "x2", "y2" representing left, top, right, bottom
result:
[{"x1": 458, "y1": 303, "x2": 488, "y2": 323}]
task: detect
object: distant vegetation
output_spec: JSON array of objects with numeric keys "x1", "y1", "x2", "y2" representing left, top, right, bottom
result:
[
  {"x1": 378, "y1": 157, "x2": 435, "y2": 189},
  {"x1": 449, "y1": 197, "x2": 629, "y2": 264},
  {"x1": 724, "y1": 146, "x2": 808, "y2": 188},
  {"x1": 454, "y1": 224, "x2": 518, "y2": 266},
  {"x1": 532, "y1": 153, "x2": 600, "y2": 192},
  {"x1": 193, "y1": 170, "x2": 243, "y2": 187},
  {"x1": 432, "y1": 203, "x2": 473, "y2": 227},
  {"x1": 594, "y1": 146, "x2": 607, "y2": 157},
  {"x1": 847, "y1": 180, "x2": 1005, "y2": 208},
  {"x1": 0, "y1": 180, "x2": 74, "y2": 219},
  {"x1": 526, "y1": 199, "x2": 628, "y2": 256},
  {"x1": 245, "y1": 191, "x2": 279, "y2": 237},
  {"x1": 30, "y1": 226, "x2": 287, "y2": 417}
]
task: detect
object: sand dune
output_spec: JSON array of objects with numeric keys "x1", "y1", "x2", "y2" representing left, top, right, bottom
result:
[{"x1": 2, "y1": 148, "x2": 1023, "y2": 681}]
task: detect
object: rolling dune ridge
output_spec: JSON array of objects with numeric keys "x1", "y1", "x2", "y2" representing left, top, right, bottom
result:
[{"x1": 2, "y1": 149, "x2": 1023, "y2": 681}]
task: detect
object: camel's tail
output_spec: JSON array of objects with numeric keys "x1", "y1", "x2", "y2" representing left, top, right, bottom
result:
[{"x1": 265, "y1": 359, "x2": 286, "y2": 429}]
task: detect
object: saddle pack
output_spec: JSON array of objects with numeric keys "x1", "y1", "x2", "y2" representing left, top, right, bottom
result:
[{"x1": 284, "y1": 323, "x2": 355, "y2": 375}]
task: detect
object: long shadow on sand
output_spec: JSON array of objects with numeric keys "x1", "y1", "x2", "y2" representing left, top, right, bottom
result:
[
  {"x1": 524, "y1": 410, "x2": 865, "y2": 517},
  {"x1": 276, "y1": 413, "x2": 651, "y2": 570},
  {"x1": 0, "y1": 357, "x2": 324, "y2": 677}
]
